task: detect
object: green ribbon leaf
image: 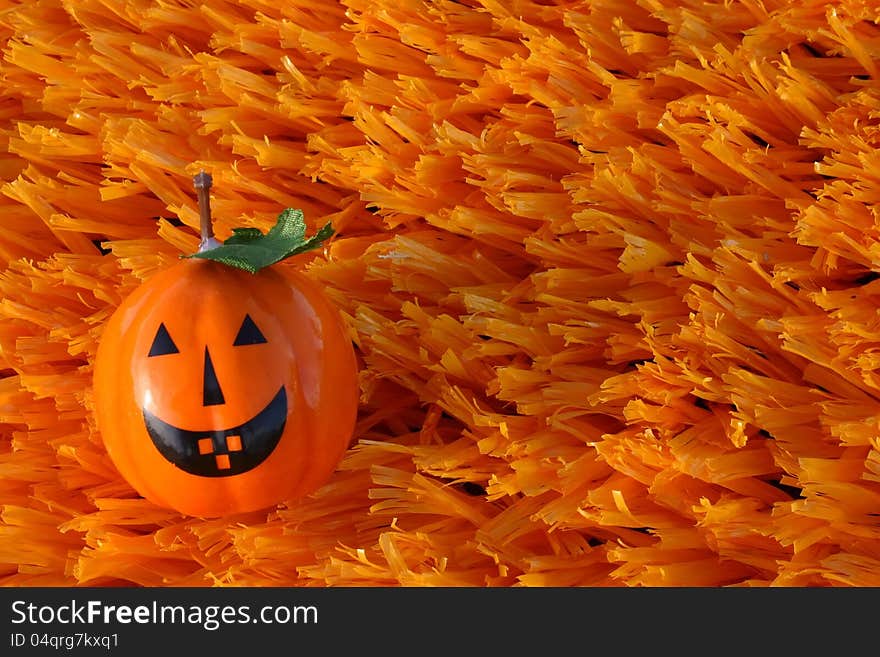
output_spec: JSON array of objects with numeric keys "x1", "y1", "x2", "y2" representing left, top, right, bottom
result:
[{"x1": 187, "y1": 209, "x2": 334, "y2": 273}]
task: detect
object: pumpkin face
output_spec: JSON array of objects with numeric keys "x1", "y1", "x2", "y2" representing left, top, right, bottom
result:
[{"x1": 93, "y1": 258, "x2": 358, "y2": 517}]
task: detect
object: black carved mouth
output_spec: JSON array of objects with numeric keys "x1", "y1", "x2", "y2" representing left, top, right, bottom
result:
[{"x1": 143, "y1": 386, "x2": 287, "y2": 477}]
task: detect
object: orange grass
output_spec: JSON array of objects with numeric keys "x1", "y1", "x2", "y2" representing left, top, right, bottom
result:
[{"x1": 2, "y1": 0, "x2": 880, "y2": 587}]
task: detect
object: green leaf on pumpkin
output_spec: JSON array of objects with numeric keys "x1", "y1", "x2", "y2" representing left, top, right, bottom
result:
[{"x1": 187, "y1": 208, "x2": 334, "y2": 273}]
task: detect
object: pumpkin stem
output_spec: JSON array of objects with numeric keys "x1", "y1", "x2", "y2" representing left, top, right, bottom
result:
[{"x1": 193, "y1": 171, "x2": 221, "y2": 252}]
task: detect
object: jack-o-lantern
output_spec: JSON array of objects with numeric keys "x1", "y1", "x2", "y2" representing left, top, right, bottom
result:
[{"x1": 93, "y1": 173, "x2": 358, "y2": 517}]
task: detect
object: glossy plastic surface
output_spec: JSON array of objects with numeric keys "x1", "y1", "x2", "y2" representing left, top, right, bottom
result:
[{"x1": 93, "y1": 258, "x2": 359, "y2": 517}]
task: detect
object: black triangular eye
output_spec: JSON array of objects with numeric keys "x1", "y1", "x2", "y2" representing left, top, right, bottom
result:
[
  {"x1": 148, "y1": 322, "x2": 179, "y2": 357},
  {"x1": 233, "y1": 314, "x2": 267, "y2": 346}
]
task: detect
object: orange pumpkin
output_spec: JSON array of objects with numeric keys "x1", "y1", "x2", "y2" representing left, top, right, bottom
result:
[{"x1": 93, "y1": 174, "x2": 358, "y2": 517}]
